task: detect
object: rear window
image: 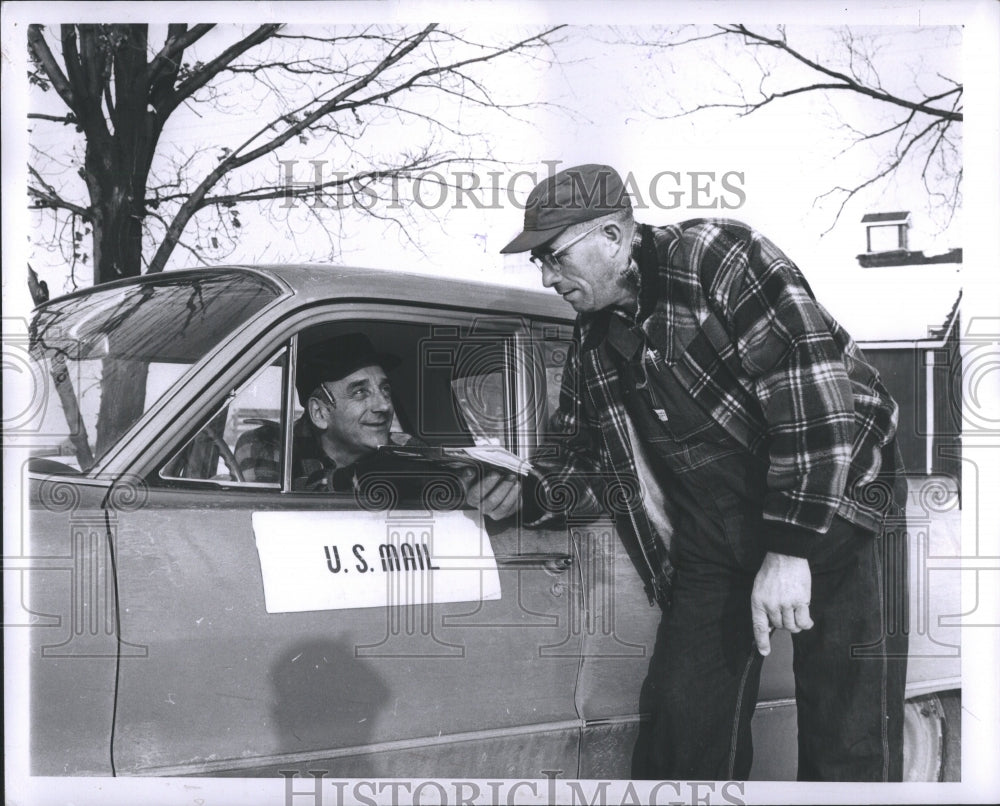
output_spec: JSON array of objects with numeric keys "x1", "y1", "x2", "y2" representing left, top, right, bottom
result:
[{"x1": 27, "y1": 271, "x2": 280, "y2": 472}]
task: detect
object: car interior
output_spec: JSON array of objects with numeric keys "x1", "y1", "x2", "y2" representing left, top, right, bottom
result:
[{"x1": 159, "y1": 319, "x2": 520, "y2": 493}]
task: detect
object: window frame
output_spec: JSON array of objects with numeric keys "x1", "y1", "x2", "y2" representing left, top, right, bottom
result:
[
  {"x1": 527, "y1": 320, "x2": 579, "y2": 443},
  {"x1": 145, "y1": 303, "x2": 544, "y2": 497},
  {"x1": 155, "y1": 344, "x2": 292, "y2": 491}
]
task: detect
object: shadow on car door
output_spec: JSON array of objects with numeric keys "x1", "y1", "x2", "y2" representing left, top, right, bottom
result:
[{"x1": 108, "y1": 479, "x2": 583, "y2": 778}]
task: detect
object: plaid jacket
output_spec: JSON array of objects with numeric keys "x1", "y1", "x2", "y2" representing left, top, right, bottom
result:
[
  {"x1": 233, "y1": 417, "x2": 335, "y2": 489},
  {"x1": 528, "y1": 219, "x2": 900, "y2": 606},
  {"x1": 234, "y1": 417, "x2": 421, "y2": 492}
]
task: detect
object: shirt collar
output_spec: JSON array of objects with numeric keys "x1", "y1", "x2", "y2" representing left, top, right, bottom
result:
[
  {"x1": 605, "y1": 225, "x2": 644, "y2": 326},
  {"x1": 622, "y1": 224, "x2": 643, "y2": 292},
  {"x1": 294, "y1": 415, "x2": 337, "y2": 469},
  {"x1": 606, "y1": 312, "x2": 645, "y2": 361}
]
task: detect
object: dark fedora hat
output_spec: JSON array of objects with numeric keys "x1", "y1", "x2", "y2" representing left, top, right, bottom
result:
[
  {"x1": 296, "y1": 332, "x2": 400, "y2": 405},
  {"x1": 500, "y1": 163, "x2": 631, "y2": 254}
]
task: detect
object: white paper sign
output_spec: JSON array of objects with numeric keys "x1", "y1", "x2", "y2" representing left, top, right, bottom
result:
[{"x1": 252, "y1": 510, "x2": 501, "y2": 613}]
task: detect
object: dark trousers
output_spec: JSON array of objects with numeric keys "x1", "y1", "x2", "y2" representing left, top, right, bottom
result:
[{"x1": 631, "y1": 509, "x2": 909, "y2": 781}]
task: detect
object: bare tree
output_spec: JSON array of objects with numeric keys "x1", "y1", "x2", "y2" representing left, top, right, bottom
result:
[
  {"x1": 633, "y1": 24, "x2": 962, "y2": 229},
  {"x1": 27, "y1": 23, "x2": 564, "y2": 288},
  {"x1": 26, "y1": 22, "x2": 564, "y2": 462}
]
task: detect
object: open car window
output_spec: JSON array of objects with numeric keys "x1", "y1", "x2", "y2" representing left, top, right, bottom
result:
[
  {"x1": 159, "y1": 348, "x2": 289, "y2": 487},
  {"x1": 154, "y1": 317, "x2": 529, "y2": 499},
  {"x1": 416, "y1": 324, "x2": 517, "y2": 450},
  {"x1": 293, "y1": 320, "x2": 521, "y2": 498}
]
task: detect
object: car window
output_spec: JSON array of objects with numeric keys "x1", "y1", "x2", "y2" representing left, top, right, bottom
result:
[
  {"x1": 159, "y1": 348, "x2": 288, "y2": 487},
  {"x1": 419, "y1": 326, "x2": 515, "y2": 450},
  {"x1": 27, "y1": 271, "x2": 280, "y2": 473},
  {"x1": 534, "y1": 324, "x2": 578, "y2": 439},
  {"x1": 155, "y1": 317, "x2": 524, "y2": 498}
]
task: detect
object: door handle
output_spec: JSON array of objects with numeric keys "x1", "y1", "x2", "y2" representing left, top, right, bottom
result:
[{"x1": 496, "y1": 553, "x2": 573, "y2": 573}]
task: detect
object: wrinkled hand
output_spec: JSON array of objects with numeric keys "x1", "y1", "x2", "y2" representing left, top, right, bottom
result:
[
  {"x1": 460, "y1": 468, "x2": 521, "y2": 521},
  {"x1": 750, "y1": 552, "x2": 813, "y2": 656}
]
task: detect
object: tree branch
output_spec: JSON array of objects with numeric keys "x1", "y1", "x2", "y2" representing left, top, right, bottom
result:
[
  {"x1": 144, "y1": 24, "x2": 450, "y2": 275},
  {"x1": 27, "y1": 25, "x2": 76, "y2": 112},
  {"x1": 57, "y1": 25, "x2": 111, "y2": 141},
  {"x1": 816, "y1": 115, "x2": 945, "y2": 233},
  {"x1": 725, "y1": 24, "x2": 962, "y2": 121},
  {"x1": 28, "y1": 165, "x2": 92, "y2": 218},
  {"x1": 29, "y1": 22, "x2": 568, "y2": 283},
  {"x1": 636, "y1": 24, "x2": 962, "y2": 229},
  {"x1": 143, "y1": 209, "x2": 211, "y2": 265},
  {"x1": 646, "y1": 24, "x2": 962, "y2": 123},
  {"x1": 147, "y1": 23, "x2": 215, "y2": 89},
  {"x1": 157, "y1": 24, "x2": 284, "y2": 118},
  {"x1": 28, "y1": 112, "x2": 78, "y2": 125},
  {"x1": 223, "y1": 25, "x2": 440, "y2": 170}
]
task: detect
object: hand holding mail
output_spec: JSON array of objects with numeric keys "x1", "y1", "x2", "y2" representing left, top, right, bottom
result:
[{"x1": 460, "y1": 467, "x2": 522, "y2": 521}]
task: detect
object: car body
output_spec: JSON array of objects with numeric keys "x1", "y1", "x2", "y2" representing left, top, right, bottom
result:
[{"x1": 17, "y1": 264, "x2": 961, "y2": 780}]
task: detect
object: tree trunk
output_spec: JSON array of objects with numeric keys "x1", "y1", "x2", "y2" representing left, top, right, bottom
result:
[
  {"x1": 95, "y1": 357, "x2": 150, "y2": 459},
  {"x1": 49, "y1": 353, "x2": 96, "y2": 471},
  {"x1": 61, "y1": 26, "x2": 163, "y2": 454},
  {"x1": 89, "y1": 167, "x2": 148, "y2": 285},
  {"x1": 70, "y1": 24, "x2": 160, "y2": 285}
]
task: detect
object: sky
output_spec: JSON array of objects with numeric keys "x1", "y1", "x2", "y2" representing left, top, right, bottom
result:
[{"x1": 11, "y1": 8, "x2": 973, "y2": 342}]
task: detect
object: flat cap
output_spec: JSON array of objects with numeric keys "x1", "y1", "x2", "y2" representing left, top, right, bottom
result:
[{"x1": 500, "y1": 163, "x2": 631, "y2": 254}]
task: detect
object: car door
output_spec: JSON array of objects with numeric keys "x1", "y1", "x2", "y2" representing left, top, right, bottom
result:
[
  {"x1": 108, "y1": 307, "x2": 584, "y2": 778},
  {"x1": 25, "y1": 477, "x2": 122, "y2": 775},
  {"x1": 526, "y1": 321, "x2": 664, "y2": 778}
]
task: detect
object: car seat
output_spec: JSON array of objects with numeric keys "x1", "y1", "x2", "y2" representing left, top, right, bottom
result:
[{"x1": 233, "y1": 419, "x2": 282, "y2": 483}]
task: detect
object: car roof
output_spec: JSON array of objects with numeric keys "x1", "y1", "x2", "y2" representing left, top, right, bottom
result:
[
  {"x1": 37, "y1": 264, "x2": 573, "y2": 323},
  {"x1": 256, "y1": 263, "x2": 571, "y2": 320}
]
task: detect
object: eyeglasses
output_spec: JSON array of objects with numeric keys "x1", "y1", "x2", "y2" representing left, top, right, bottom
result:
[{"x1": 529, "y1": 221, "x2": 604, "y2": 272}]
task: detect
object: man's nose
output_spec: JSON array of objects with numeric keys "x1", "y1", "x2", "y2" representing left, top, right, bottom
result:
[
  {"x1": 540, "y1": 264, "x2": 560, "y2": 288},
  {"x1": 369, "y1": 389, "x2": 393, "y2": 411}
]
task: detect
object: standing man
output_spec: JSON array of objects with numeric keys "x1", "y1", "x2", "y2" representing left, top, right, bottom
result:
[{"x1": 472, "y1": 164, "x2": 909, "y2": 781}]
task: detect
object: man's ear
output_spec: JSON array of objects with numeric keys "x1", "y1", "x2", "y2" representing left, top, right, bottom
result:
[
  {"x1": 307, "y1": 396, "x2": 329, "y2": 429},
  {"x1": 600, "y1": 220, "x2": 627, "y2": 254}
]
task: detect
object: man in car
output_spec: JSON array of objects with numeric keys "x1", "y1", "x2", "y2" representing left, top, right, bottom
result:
[
  {"x1": 237, "y1": 332, "x2": 415, "y2": 492},
  {"x1": 469, "y1": 164, "x2": 909, "y2": 781}
]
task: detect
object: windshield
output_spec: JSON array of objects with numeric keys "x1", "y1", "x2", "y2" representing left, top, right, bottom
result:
[{"x1": 27, "y1": 270, "x2": 281, "y2": 473}]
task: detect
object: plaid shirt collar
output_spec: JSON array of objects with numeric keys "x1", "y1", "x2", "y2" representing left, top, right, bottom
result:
[{"x1": 583, "y1": 222, "x2": 689, "y2": 362}]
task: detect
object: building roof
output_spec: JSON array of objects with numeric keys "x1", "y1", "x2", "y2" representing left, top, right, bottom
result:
[
  {"x1": 929, "y1": 289, "x2": 962, "y2": 341},
  {"x1": 861, "y1": 211, "x2": 911, "y2": 224},
  {"x1": 832, "y1": 284, "x2": 962, "y2": 343},
  {"x1": 857, "y1": 247, "x2": 962, "y2": 268},
  {"x1": 810, "y1": 251, "x2": 962, "y2": 342}
]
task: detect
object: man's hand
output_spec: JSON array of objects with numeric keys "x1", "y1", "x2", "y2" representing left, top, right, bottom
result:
[
  {"x1": 750, "y1": 551, "x2": 813, "y2": 656},
  {"x1": 461, "y1": 468, "x2": 522, "y2": 521}
]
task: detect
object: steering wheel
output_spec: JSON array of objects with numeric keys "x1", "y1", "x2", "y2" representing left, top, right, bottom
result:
[{"x1": 206, "y1": 427, "x2": 245, "y2": 483}]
